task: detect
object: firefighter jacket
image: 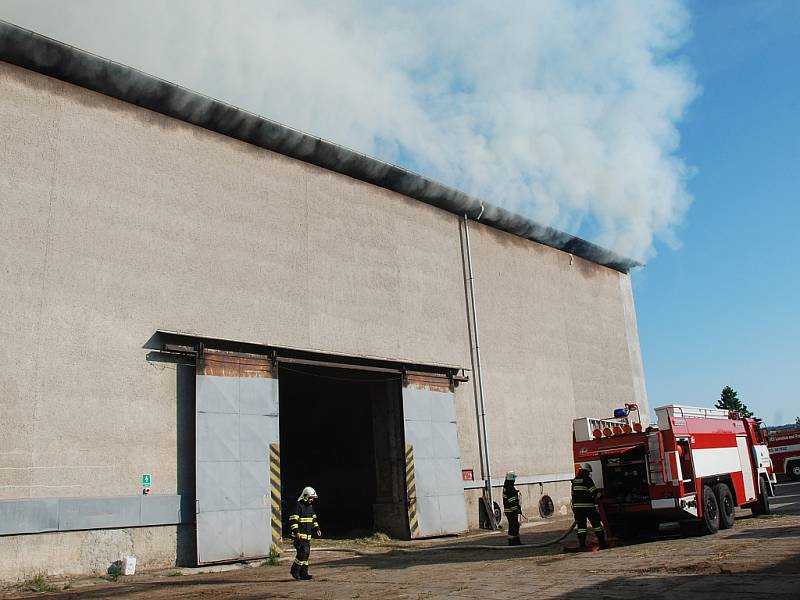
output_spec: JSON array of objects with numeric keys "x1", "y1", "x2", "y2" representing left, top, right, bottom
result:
[
  {"x1": 571, "y1": 470, "x2": 599, "y2": 509},
  {"x1": 502, "y1": 483, "x2": 521, "y2": 515},
  {"x1": 289, "y1": 500, "x2": 320, "y2": 541}
]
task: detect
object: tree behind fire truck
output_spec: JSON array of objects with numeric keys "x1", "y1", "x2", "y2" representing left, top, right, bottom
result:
[
  {"x1": 573, "y1": 404, "x2": 775, "y2": 539},
  {"x1": 765, "y1": 424, "x2": 800, "y2": 480}
]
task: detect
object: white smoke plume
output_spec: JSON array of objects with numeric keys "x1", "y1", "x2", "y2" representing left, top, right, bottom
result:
[{"x1": 1, "y1": 0, "x2": 698, "y2": 261}]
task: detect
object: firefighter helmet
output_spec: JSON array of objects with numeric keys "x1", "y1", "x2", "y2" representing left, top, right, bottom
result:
[
  {"x1": 582, "y1": 463, "x2": 593, "y2": 472},
  {"x1": 299, "y1": 486, "x2": 318, "y2": 501},
  {"x1": 505, "y1": 471, "x2": 517, "y2": 481}
]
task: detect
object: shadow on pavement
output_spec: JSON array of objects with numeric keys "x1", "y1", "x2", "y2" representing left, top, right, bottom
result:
[
  {"x1": 724, "y1": 524, "x2": 800, "y2": 540},
  {"x1": 544, "y1": 549, "x2": 800, "y2": 600}
]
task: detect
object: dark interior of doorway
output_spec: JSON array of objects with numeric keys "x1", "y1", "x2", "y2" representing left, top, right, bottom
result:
[{"x1": 279, "y1": 363, "x2": 407, "y2": 539}]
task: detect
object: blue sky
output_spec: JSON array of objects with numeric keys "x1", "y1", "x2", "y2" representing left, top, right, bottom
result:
[{"x1": 635, "y1": 0, "x2": 800, "y2": 425}]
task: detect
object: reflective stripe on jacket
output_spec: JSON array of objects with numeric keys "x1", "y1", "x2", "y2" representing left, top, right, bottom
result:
[
  {"x1": 571, "y1": 471, "x2": 599, "y2": 508},
  {"x1": 502, "y1": 485, "x2": 521, "y2": 515},
  {"x1": 289, "y1": 500, "x2": 320, "y2": 538}
]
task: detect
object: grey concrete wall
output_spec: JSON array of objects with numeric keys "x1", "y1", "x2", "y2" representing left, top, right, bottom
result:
[
  {"x1": 461, "y1": 222, "x2": 648, "y2": 490},
  {"x1": 619, "y1": 273, "x2": 649, "y2": 415},
  {"x1": 0, "y1": 60, "x2": 647, "y2": 572},
  {"x1": 0, "y1": 59, "x2": 469, "y2": 500}
]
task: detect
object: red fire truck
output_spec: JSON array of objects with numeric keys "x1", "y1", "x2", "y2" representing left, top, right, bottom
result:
[
  {"x1": 765, "y1": 425, "x2": 800, "y2": 480},
  {"x1": 573, "y1": 404, "x2": 775, "y2": 537}
]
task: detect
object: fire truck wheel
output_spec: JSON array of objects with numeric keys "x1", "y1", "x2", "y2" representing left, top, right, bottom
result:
[
  {"x1": 789, "y1": 461, "x2": 800, "y2": 481},
  {"x1": 713, "y1": 483, "x2": 735, "y2": 530},
  {"x1": 751, "y1": 477, "x2": 771, "y2": 516},
  {"x1": 700, "y1": 485, "x2": 720, "y2": 535}
]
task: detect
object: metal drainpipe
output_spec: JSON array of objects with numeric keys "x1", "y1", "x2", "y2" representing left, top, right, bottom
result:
[{"x1": 463, "y1": 214, "x2": 495, "y2": 520}]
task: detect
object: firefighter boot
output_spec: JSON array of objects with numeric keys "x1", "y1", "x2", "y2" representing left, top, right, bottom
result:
[
  {"x1": 290, "y1": 562, "x2": 300, "y2": 581},
  {"x1": 597, "y1": 531, "x2": 609, "y2": 550},
  {"x1": 508, "y1": 536, "x2": 522, "y2": 546},
  {"x1": 577, "y1": 532, "x2": 587, "y2": 549},
  {"x1": 299, "y1": 565, "x2": 313, "y2": 581}
]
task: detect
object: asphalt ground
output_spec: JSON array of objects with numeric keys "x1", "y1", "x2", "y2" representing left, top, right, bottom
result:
[{"x1": 3, "y1": 481, "x2": 799, "y2": 599}]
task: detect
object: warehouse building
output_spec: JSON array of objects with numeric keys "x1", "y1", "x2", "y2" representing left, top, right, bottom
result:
[{"x1": 0, "y1": 22, "x2": 648, "y2": 578}]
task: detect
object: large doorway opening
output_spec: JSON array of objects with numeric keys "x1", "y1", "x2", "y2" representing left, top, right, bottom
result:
[{"x1": 278, "y1": 363, "x2": 408, "y2": 539}]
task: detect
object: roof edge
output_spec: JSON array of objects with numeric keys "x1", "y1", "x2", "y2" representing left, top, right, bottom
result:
[{"x1": 0, "y1": 20, "x2": 641, "y2": 273}]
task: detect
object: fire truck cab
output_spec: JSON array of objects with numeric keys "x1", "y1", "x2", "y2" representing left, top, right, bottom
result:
[
  {"x1": 573, "y1": 404, "x2": 775, "y2": 537},
  {"x1": 765, "y1": 425, "x2": 800, "y2": 480}
]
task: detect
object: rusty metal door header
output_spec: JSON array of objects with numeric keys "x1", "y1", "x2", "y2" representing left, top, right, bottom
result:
[{"x1": 153, "y1": 330, "x2": 469, "y2": 383}]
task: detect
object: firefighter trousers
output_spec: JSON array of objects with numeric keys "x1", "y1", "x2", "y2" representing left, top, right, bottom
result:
[
  {"x1": 506, "y1": 513, "x2": 521, "y2": 545},
  {"x1": 574, "y1": 507, "x2": 605, "y2": 547},
  {"x1": 291, "y1": 539, "x2": 311, "y2": 579}
]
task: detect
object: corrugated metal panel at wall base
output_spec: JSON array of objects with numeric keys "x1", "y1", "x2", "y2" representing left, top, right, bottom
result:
[{"x1": 0, "y1": 495, "x2": 191, "y2": 536}]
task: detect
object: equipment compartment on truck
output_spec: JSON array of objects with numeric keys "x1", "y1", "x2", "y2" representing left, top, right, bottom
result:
[{"x1": 603, "y1": 448, "x2": 650, "y2": 505}]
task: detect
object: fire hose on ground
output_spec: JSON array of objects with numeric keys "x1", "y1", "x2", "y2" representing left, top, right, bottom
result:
[{"x1": 287, "y1": 521, "x2": 577, "y2": 557}]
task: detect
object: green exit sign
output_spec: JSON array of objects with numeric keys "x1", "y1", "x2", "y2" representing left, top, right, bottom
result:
[{"x1": 142, "y1": 474, "x2": 152, "y2": 487}]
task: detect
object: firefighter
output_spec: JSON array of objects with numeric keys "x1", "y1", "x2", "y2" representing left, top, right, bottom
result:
[
  {"x1": 289, "y1": 486, "x2": 322, "y2": 580},
  {"x1": 571, "y1": 464, "x2": 608, "y2": 550},
  {"x1": 502, "y1": 471, "x2": 522, "y2": 546}
]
